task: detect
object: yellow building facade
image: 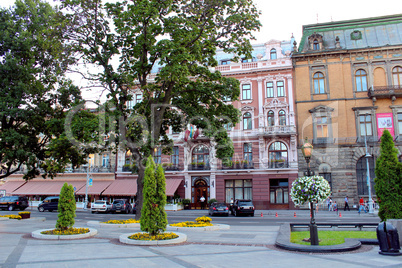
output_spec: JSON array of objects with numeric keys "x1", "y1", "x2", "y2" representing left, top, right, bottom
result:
[{"x1": 293, "y1": 14, "x2": 402, "y2": 208}]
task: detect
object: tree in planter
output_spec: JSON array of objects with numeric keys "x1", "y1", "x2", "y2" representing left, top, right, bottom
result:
[
  {"x1": 61, "y1": 0, "x2": 261, "y2": 219},
  {"x1": 140, "y1": 156, "x2": 168, "y2": 236},
  {"x1": 374, "y1": 130, "x2": 402, "y2": 221},
  {"x1": 56, "y1": 183, "x2": 76, "y2": 231}
]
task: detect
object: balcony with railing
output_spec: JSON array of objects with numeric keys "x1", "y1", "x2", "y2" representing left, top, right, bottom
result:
[
  {"x1": 263, "y1": 125, "x2": 296, "y2": 137},
  {"x1": 188, "y1": 163, "x2": 211, "y2": 171},
  {"x1": 162, "y1": 164, "x2": 183, "y2": 171},
  {"x1": 215, "y1": 59, "x2": 292, "y2": 73},
  {"x1": 268, "y1": 161, "x2": 289, "y2": 169},
  {"x1": 368, "y1": 85, "x2": 402, "y2": 99},
  {"x1": 219, "y1": 161, "x2": 254, "y2": 170}
]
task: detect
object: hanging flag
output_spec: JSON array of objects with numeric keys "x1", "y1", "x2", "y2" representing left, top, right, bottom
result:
[
  {"x1": 189, "y1": 125, "x2": 194, "y2": 139},
  {"x1": 193, "y1": 129, "x2": 200, "y2": 139},
  {"x1": 184, "y1": 129, "x2": 190, "y2": 142}
]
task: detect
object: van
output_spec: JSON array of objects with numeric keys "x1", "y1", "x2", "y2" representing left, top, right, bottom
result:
[
  {"x1": 38, "y1": 196, "x2": 59, "y2": 212},
  {"x1": 0, "y1": 196, "x2": 29, "y2": 211}
]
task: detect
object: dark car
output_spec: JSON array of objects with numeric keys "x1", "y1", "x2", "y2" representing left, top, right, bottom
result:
[
  {"x1": 132, "y1": 201, "x2": 137, "y2": 214},
  {"x1": 38, "y1": 196, "x2": 59, "y2": 212},
  {"x1": 111, "y1": 199, "x2": 132, "y2": 214},
  {"x1": 208, "y1": 202, "x2": 229, "y2": 216},
  {"x1": 0, "y1": 196, "x2": 29, "y2": 211},
  {"x1": 231, "y1": 199, "x2": 254, "y2": 217}
]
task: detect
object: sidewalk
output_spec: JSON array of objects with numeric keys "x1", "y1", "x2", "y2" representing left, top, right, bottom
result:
[{"x1": 1, "y1": 213, "x2": 401, "y2": 268}]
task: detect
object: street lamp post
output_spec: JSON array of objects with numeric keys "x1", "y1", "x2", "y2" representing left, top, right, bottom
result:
[
  {"x1": 301, "y1": 139, "x2": 319, "y2": 245},
  {"x1": 83, "y1": 164, "x2": 89, "y2": 210},
  {"x1": 364, "y1": 133, "x2": 374, "y2": 214}
]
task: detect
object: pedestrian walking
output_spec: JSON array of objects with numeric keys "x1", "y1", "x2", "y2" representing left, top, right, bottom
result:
[
  {"x1": 344, "y1": 196, "x2": 350, "y2": 211},
  {"x1": 200, "y1": 196, "x2": 206, "y2": 210},
  {"x1": 333, "y1": 201, "x2": 337, "y2": 212}
]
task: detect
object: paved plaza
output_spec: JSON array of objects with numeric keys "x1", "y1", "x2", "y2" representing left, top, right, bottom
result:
[{"x1": 1, "y1": 210, "x2": 401, "y2": 268}]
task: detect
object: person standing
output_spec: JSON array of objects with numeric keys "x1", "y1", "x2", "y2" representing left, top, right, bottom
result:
[
  {"x1": 358, "y1": 197, "x2": 365, "y2": 214},
  {"x1": 344, "y1": 196, "x2": 350, "y2": 211},
  {"x1": 329, "y1": 197, "x2": 333, "y2": 211},
  {"x1": 200, "y1": 196, "x2": 206, "y2": 210}
]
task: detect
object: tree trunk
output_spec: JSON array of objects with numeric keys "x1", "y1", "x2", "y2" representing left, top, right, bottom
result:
[{"x1": 135, "y1": 166, "x2": 145, "y2": 220}]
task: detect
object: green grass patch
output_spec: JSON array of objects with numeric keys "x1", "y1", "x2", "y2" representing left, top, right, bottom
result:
[{"x1": 291, "y1": 231, "x2": 376, "y2": 246}]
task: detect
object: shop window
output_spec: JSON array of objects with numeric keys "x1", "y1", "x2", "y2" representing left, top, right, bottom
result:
[
  {"x1": 270, "y1": 179, "x2": 288, "y2": 204},
  {"x1": 225, "y1": 179, "x2": 252, "y2": 203}
]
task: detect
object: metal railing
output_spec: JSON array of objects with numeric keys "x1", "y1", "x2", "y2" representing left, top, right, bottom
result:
[{"x1": 368, "y1": 85, "x2": 402, "y2": 98}]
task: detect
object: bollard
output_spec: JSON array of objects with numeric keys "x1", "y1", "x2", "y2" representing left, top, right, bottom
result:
[
  {"x1": 339, "y1": 212, "x2": 342, "y2": 217},
  {"x1": 275, "y1": 212, "x2": 278, "y2": 217},
  {"x1": 294, "y1": 212, "x2": 296, "y2": 217}
]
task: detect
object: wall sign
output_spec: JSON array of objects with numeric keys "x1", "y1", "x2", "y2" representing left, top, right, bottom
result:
[{"x1": 376, "y1": 113, "x2": 394, "y2": 137}]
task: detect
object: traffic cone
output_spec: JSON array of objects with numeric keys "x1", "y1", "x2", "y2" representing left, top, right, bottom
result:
[
  {"x1": 339, "y1": 212, "x2": 342, "y2": 217},
  {"x1": 261, "y1": 212, "x2": 263, "y2": 217},
  {"x1": 294, "y1": 212, "x2": 296, "y2": 217},
  {"x1": 275, "y1": 212, "x2": 278, "y2": 217}
]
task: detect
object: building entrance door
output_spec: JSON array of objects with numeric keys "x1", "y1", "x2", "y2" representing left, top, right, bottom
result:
[{"x1": 193, "y1": 178, "x2": 209, "y2": 209}]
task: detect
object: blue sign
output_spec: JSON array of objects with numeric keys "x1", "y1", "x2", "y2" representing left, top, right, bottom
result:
[
  {"x1": 73, "y1": 187, "x2": 76, "y2": 192},
  {"x1": 89, "y1": 178, "x2": 93, "y2": 187}
]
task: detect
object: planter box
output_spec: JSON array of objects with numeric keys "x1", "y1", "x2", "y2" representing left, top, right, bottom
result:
[{"x1": 19, "y1": 214, "x2": 30, "y2": 219}]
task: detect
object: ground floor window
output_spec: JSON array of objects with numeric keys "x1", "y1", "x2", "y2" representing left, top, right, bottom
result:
[
  {"x1": 225, "y1": 179, "x2": 252, "y2": 203},
  {"x1": 270, "y1": 179, "x2": 288, "y2": 204}
]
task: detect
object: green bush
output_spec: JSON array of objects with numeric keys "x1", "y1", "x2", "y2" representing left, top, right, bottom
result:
[
  {"x1": 208, "y1": 198, "x2": 217, "y2": 205},
  {"x1": 56, "y1": 183, "x2": 76, "y2": 231},
  {"x1": 140, "y1": 156, "x2": 168, "y2": 236},
  {"x1": 375, "y1": 130, "x2": 402, "y2": 221}
]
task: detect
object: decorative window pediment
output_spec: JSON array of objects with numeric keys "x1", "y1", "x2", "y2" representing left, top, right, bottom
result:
[
  {"x1": 241, "y1": 105, "x2": 255, "y2": 113},
  {"x1": 309, "y1": 105, "x2": 334, "y2": 114},
  {"x1": 263, "y1": 98, "x2": 288, "y2": 110},
  {"x1": 308, "y1": 33, "x2": 323, "y2": 51}
]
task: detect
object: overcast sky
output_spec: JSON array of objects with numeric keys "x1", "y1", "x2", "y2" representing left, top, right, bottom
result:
[{"x1": 2, "y1": 0, "x2": 401, "y2": 104}]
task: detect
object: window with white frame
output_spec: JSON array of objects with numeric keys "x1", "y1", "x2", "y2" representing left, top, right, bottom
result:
[
  {"x1": 267, "y1": 110, "x2": 274, "y2": 126},
  {"x1": 278, "y1": 110, "x2": 286, "y2": 125},
  {"x1": 242, "y1": 84, "x2": 251, "y2": 100},
  {"x1": 243, "y1": 112, "x2": 252, "y2": 130},
  {"x1": 355, "y1": 69, "x2": 368, "y2": 92},
  {"x1": 266, "y1": 82, "x2": 274, "y2": 98},
  {"x1": 359, "y1": 114, "x2": 373, "y2": 136},
  {"x1": 393, "y1": 66, "x2": 402, "y2": 86},
  {"x1": 277, "y1": 81, "x2": 284, "y2": 97}
]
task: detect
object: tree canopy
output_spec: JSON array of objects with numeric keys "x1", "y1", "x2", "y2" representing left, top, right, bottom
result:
[
  {"x1": 0, "y1": 0, "x2": 100, "y2": 180},
  {"x1": 61, "y1": 0, "x2": 261, "y2": 218}
]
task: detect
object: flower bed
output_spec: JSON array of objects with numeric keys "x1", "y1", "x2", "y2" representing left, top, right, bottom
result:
[
  {"x1": 0, "y1": 215, "x2": 22, "y2": 220},
  {"x1": 41, "y1": 227, "x2": 90, "y2": 235},
  {"x1": 170, "y1": 216, "x2": 213, "y2": 227},
  {"x1": 128, "y1": 232, "x2": 178, "y2": 241},
  {"x1": 120, "y1": 232, "x2": 187, "y2": 245},
  {"x1": 101, "y1": 219, "x2": 140, "y2": 224}
]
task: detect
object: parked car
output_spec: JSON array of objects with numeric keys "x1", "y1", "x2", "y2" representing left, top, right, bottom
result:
[
  {"x1": 208, "y1": 202, "x2": 229, "y2": 216},
  {"x1": 38, "y1": 196, "x2": 59, "y2": 212},
  {"x1": 110, "y1": 199, "x2": 132, "y2": 214},
  {"x1": 91, "y1": 200, "x2": 112, "y2": 214},
  {"x1": 0, "y1": 196, "x2": 29, "y2": 211},
  {"x1": 231, "y1": 199, "x2": 254, "y2": 217}
]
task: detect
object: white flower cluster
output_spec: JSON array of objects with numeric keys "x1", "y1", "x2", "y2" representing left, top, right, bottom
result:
[{"x1": 290, "y1": 175, "x2": 331, "y2": 206}]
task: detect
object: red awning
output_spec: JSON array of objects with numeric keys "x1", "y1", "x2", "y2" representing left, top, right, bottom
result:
[
  {"x1": 76, "y1": 180, "x2": 114, "y2": 195},
  {"x1": 12, "y1": 180, "x2": 86, "y2": 195},
  {"x1": 0, "y1": 180, "x2": 26, "y2": 195},
  {"x1": 102, "y1": 179, "x2": 137, "y2": 196},
  {"x1": 166, "y1": 179, "x2": 182, "y2": 196}
]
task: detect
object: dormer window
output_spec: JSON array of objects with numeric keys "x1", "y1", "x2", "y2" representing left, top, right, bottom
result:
[
  {"x1": 308, "y1": 33, "x2": 323, "y2": 51},
  {"x1": 270, "y1": 49, "x2": 277, "y2": 60},
  {"x1": 221, "y1": 59, "x2": 231, "y2": 65},
  {"x1": 313, "y1": 40, "x2": 320, "y2": 50}
]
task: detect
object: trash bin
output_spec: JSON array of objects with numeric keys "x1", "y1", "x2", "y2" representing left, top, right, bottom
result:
[{"x1": 376, "y1": 221, "x2": 402, "y2": 256}]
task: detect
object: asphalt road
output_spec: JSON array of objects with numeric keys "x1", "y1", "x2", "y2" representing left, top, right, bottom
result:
[{"x1": 1, "y1": 208, "x2": 380, "y2": 227}]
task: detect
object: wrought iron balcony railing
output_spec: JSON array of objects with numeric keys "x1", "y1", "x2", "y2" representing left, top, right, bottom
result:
[{"x1": 368, "y1": 85, "x2": 402, "y2": 99}]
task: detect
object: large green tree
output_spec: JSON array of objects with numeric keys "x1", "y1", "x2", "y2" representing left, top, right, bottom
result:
[
  {"x1": 374, "y1": 130, "x2": 402, "y2": 221},
  {"x1": 61, "y1": 0, "x2": 261, "y2": 218},
  {"x1": 56, "y1": 182, "x2": 76, "y2": 231},
  {"x1": 140, "y1": 156, "x2": 168, "y2": 235},
  {"x1": 0, "y1": 0, "x2": 90, "y2": 180}
]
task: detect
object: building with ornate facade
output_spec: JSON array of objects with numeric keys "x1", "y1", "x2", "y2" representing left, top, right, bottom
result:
[
  {"x1": 116, "y1": 38, "x2": 298, "y2": 210},
  {"x1": 292, "y1": 14, "x2": 402, "y2": 208}
]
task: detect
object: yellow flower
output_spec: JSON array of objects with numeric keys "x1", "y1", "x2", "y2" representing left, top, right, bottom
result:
[
  {"x1": 101, "y1": 218, "x2": 140, "y2": 224},
  {"x1": 41, "y1": 227, "x2": 90, "y2": 235},
  {"x1": 128, "y1": 232, "x2": 178, "y2": 241}
]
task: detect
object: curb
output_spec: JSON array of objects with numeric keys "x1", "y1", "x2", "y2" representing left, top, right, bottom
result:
[
  {"x1": 166, "y1": 224, "x2": 230, "y2": 231},
  {"x1": 87, "y1": 221, "x2": 140, "y2": 228},
  {"x1": 275, "y1": 223, "x2": 362, "y2": 253},
  {"x1": 31, "y1": 227, "x2": 98, "y2": 240},
  {"x1": 119, "y1": 232, "x2": 187, "y2": 246}
]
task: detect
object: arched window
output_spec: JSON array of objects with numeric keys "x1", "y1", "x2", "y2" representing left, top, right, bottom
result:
[
  {"x1": 313, "y1": 39, "x2": 320, "y2": 50},
  {"x1": 243, "y1": 112, "x2": 252, "y2": 130},
  {"x1": 268, "y1": 142, "x2": 288, "y2": 168},
  {"x1": 267, "y1": 111, "x2": 274, "y2": 126},
  {"x1": 355, "y1": 69, "x2": 368, "y2": 92},
  {"x1": 192, "y1": 145, "x2": 210, "y2": 165},
  {"x1": 392, "y1": 66, "x2": 402, "y2": 86},
  {"x1": 356, "y1": 156, "x2": 375, "y2": 196},
  {"x1": 279, "y1": 110, "x2": 286, "y2": 125},
  {"x1": 270, "y1": 48, "x2": 277, "y2": 60},
  {"x1": 313, "y1": 72, "x2": 325, "y2": 94}
]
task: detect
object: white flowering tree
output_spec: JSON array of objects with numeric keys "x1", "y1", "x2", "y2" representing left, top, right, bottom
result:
[{"x1": 290, "y1": 175, "x2": 331, "y2": 245}]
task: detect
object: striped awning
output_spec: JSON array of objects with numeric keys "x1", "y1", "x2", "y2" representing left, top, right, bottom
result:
[
  {"x1": 12, "y1": 180, "x2": 86, "y2": 195},
  {"x1": 0, "y1": 180, "x2": 27, "y2": 195}
]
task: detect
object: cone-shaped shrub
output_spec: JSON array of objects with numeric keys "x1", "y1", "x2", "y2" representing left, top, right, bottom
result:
[
  {"x1": 374, "y1": 130, "x2": 402, "y2": 221},
  {"x1": 140, "y1": 156, "x2": 168, "y2": 235},
  {"x1": 56, "y1": 183, "x2": 76, "y2": 230}
]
